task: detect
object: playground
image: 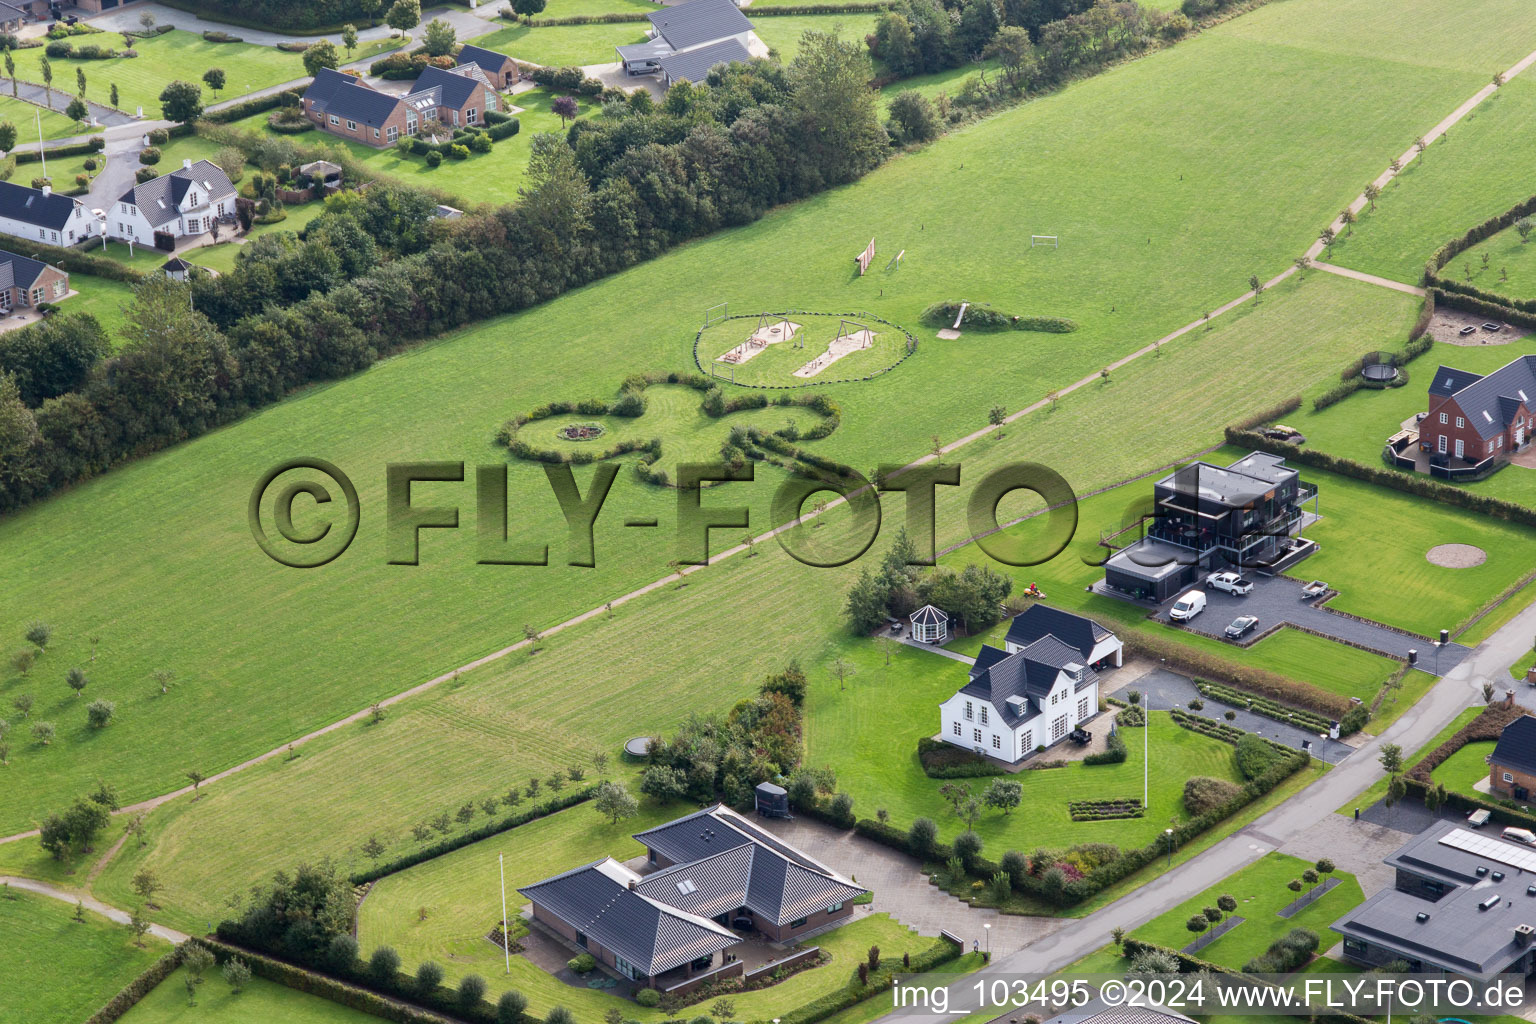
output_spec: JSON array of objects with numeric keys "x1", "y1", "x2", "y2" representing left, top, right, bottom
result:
[{"x1": 695, "y1": 308, "x2": 917, "y2": 386}]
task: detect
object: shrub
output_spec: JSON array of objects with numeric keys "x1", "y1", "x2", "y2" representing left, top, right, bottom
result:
[
  {"x1": 367, "y1": 946, "x2": 399, "y2": 984},
  {"x1": 1083, "y1": 731, "x2": 1127, "y2": 765},
  {"x1": 636, "y1": 988, "x2": 661, "y2": 1007},
  {"x1": 1235, "y1": 733, "x2": 1279, "y2": 779},
  {"x1": 953, "y1": 829, "x2": 983, "y2": 870},
  {"x1": 1183, "y1": 775, "x2": 1240, "y2": 815},
  {"x1": 908, "y1": 817, "x2": 939, "y2": 858},
  {"x1": 425, "y1": 150, "x2": 443, "y2": 167},
  {"x1": 447, "y1": 143, "x2": 470, "y2": 160},
  {"x1": 458, "y1": 974, "x2": 487, "y2": 1009},
  {"x1": 567, "y1": 953, "x2": 596, "y2": 974},
  {"x1": 45, "y1": 39, "x2": 72, "y2": 58},
  {"x1": 86, "y1": 699, "x2": 114, "y2": 728},
  {"x1": 468, "y1": 133, "x2": 492, "y2": 153},
  {"x1": 139, "y1": 146, "x2": 162, "y2": 166},
  {"x1": 203, "y1": 30, "x2": 245, "y2": 42},
  {"x1": 1242, "y1": 927, "x2": 1318, "y2": 973},
  {"x1": 146, "y1": 128, "x2": 170, "y2": 146},
  {"x1": 413, "y1": 959, "x2": 444, "y2": 995},
  {"x1": 498, "y1": 990, "x2": 528, "y2": 1023}
]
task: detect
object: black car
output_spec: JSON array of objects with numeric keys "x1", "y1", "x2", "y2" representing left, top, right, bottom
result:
[{"x1": 1224, "y1": 614, "x2": 1260, "y2": 639}]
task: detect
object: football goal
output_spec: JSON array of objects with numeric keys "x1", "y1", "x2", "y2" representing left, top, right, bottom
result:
[
  {"x1": 703, "y1": 302, "x2": 728, "y2": 326},
  {"x1": 1031, "y1": 235, "x2": 1059, "y2": 249}
]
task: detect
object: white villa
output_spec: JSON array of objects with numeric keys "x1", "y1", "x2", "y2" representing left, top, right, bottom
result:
[
  {"x1": 109, "y1": 159, "x2": 237, "y2": 247},
  {"x1": 938, "y1": 605, "x2": 1122, "y2": 764}
]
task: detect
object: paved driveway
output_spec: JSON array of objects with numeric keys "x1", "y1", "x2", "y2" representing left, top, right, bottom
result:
[{"x1": 1148, "y1": 573, "x2": 1471, "y2": 673}]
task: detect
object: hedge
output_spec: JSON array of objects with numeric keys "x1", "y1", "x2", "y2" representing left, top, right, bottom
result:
[
  {"x1": 197, "y1": 939, "x2": 464, "y2": 1024},
  {"x1": 1424, "y1": 191, "x2": 1536, "y2": 285},
  {"x1": 14, "y1": 136, "x2": 105, "y2": 165},
  {"x1": 1226, "y1": 425, "x2": 1536, "y2": 531},
  {"x1": 1067, "y1": 796, "x2": 1142, "y2": 820},
  {"x1": 17, "y1": 239, "x2": 146, "y2": 284},
  {"x1": 1193, "y1": 679, "x2": 1334, "y2": 733},
  {"x1": 776, "y1": 937, "x2": 961, "y2": 1024},
  {"x1": 84, "y1": 948, "x2": 183, "y2": 1024},
  {"x1": 1119, "y1": 630, "x2": 1353, "y2": 718},
  {"x1": 205, "y1": 87, "x2": 305, "y2": 125},
  {"x1": 916, "y1": 736, "x2": 1007, "y2": 777},
  {"x1": 1081, "y1": 730, "x2": 1127, "y2": 765}
]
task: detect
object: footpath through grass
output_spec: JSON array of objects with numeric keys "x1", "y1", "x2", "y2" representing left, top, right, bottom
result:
[{"x1": 0, "y1": 888, "x2": 166, "y2": 1024}]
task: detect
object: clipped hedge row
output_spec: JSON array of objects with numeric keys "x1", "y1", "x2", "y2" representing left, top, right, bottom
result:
[
  {"x1": 85, "y1": 948, "x2": 183, "y2": 1024},
  {"x1": 350, "y1": 788, "x2": 594, "y2": 884},
  {"x1": 198, "y1": 939, "x2": 463, "y2": 1024},
  {"x1": 776, "y1": 937, "x2": 962, "y2": 1024},
  {"x1": 16, "y1": 239, "x2": 146, "y2": 284},
  {"x1": 1424, "y1": 191, "x2": 1536, "y2": 284},
  {"x1": 15, "y1": 136, "x2": 105, "y2": 166},
  {"x1": 205, "y1": 87, "x2": 305, "y2": 125},
  {"x1": 920, "y1": 300, "x2": 1076, "y2": 333},
  {"x1": 1227, "y1": 395, "x2": 1301, "y2": 433},
  {"x1": 1081, "y1": 730, "x2": 1127, "y2": 765},
  {"x1": 1119, "y1": 630, "x2": 1353, "y2": 718},
  {"x1": 1067, "y1": 796, "x2": 1142, "y2": 820},
  {"x1": 916, "y1": 736, "x2": 1007, "y2": 778},
  {"x1": 1193, "y1": 679, "x2": 1334, "y2": 733},
  {"x1": 1430, "y1": 286, "x2": 1536, "y2": 333},
  {"x1": 1405, "y1": 701, "x2": 1529, "y2": 784},
  {"x1": 1227, "y1": 425, "x2": 1536, "y2": 530}
]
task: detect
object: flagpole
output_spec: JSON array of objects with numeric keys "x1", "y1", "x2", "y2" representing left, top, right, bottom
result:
[
  {"x1": 35, "y1": 109, "x2": 43, "y2": 181},
  {"x1": 499, "y1": 853, "x2": 510, "y2": 975}
]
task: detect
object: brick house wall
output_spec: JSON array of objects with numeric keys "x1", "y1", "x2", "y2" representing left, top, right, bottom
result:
[
  {"x1": 305, "y1": 96, "x2": 413, "y2": 148},
  {"x1": 753, "y1": 901, "x2": 854, "y2": 942},
  {"x1": 1489, "y1": 759, "x2": 1536, "y2": 799},
  {"x1": 31, "y1": 264, "x2": 68, "y2": 305},
  {"x1": 1421, "y1": 396, "x2": 1522, "y2": 461}
]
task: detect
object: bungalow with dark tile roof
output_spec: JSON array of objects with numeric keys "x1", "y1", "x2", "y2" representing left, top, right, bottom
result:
[
  {"x1": 0, "y1": 248, "x2": 68, "y2": 310},
  {"x1": 519, "y1": 805, "x2": 865, "y2": 989},
  {"x1": 456, "y1": 43, "x2": 519, "y2": 88},
  {"x1": 1489, "y1": 714, "x2": 1536, "y2": 800},
  {"x1": 941, "y1": 605, "x2": 1118, "y2": 763},
  {"x1": 616, "y1": 0, "x2": 755, "y2": 81},
  {"x1": 302, "y1": 64, "x2": 503, "y2": 148}
]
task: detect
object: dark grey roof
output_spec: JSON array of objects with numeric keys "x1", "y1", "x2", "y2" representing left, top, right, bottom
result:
[
  {"x1": 456, "y1": 43, "x2": 514, "y2": 69},
  {"x1": 1430, "y1": 364, "x2": 1482, "y2": 398},
  {"x1": 961, "y1": 639, "x2": 1098, "y2": 728},
  {"x1": 0, "y1": 179, "x2": 82, "y2": 231},
  {"x1": 1492, "y1": 715, "x2": 1536, "y2": 777},
  {"x1": 617, "y1": 37, "x2": 674, "y2": 62},
  {"x1": 1331, "y1": 820, "x2": 1536, "y2": 980},
  {"x1": 1004, "y1": 604, "x2": 1114, "y2": 662},
  {"x1": 1157, "y1": 451, "x2": 1298, "y2": 507},
  {"x1": 517, "y1": 858, "x2": 738, "y2": 977},
  {"x1": 0, "y1": 3, "x2": 26, "y2": 21},
  {"x1": 410, "y1": 64, "x2": 490, "y2": 110},
  {"x1": 160, "y1": 256, "x2": 194, "y2": 272},
  {"x1": 648, "y1": 0, "x2": 752, "y2": 51},
  {"x1": 1435, "y1": 356, "x2": 1536, "y2": 441},
  {"x1": 659, "y1": 36, "x2": 752, "y2": 84},
  {"x1": 119, "y1": 160, "x2": 235, "y2": 228},
  {"x1": 1104, "y1": 538, "x2": 1192, "y2": 582},
  {"x1": 911, "y1": 604, "x2": 948, "y2": 625},
  {"x1": 0, "y1": 248, "x2": 49, "y2": 292},
  {"x1": 634, "y1": 805, "x2": 836, "y2": 875},
  {"x1": 635, "y1": 819, "x2": 865, "y2": 925},
  {"x1": 304, "y1": 67, "x2": 402, "y2": 128}
]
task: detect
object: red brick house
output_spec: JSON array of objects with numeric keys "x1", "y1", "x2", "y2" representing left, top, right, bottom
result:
[
  {"x1": 1489, "y1": 714, "x2": 1536, "y2": 800},
  {"x1": 1422, "y1": 356, "x2": 1536, "y2": 467},
  {"x1": 301, "y1": 63, "x2": 502, "y2": 148},
  {"x1": 0, "y1": 248, "x2": 69, "y2": 310},
  {"x1": 455, "y1": 44, "x2": 520, "y2": 88}
]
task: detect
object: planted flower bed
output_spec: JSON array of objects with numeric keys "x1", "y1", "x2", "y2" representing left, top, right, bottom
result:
[{"x1": 1068, "y1": 796, "x2": 1144, "y2": 821}]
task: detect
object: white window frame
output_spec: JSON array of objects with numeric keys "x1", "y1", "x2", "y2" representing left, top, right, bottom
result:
[
  {"x1": 387, "y1": 125, "x2": 400, "y2": 143},
  {"x1": 1439, "y1": 412, "x2": 1448, "y2": 424},
  {"x1": 1456, "y1": 416, "x2": 1465, "y2": 428},
  {"x1": 1505, "y1": 772, "x2": 1515, "y2": 783},
  {"x1": 328, "y1": 114, "x2": 339, "y2": 125},
  {"x1": 972, "y1": 728, "x2": 982, "y2": 743},
  {"x1": 979, "y1": 706, "x2": 988, "y2": 726},
  {"x1": 1078, "y1": 696, "x2": 1089, "y2": 719},
  {"x1": 991, "y1": 734, "x2": 1001, "y2": 749},
  {"x1": 345, "y1": 119, "x2": 358, "y2": 132},
  {"x1": 466, "y1": 106, "x2": 478, "y2": 124},
  {"x1": 1438, "y1": 434, "x2": 1447, "y2": 454},
  {"x1": 964, "y1": 702, "x2": 973, "y2": 721},
  {"x1": 952, "y1": 721, "x2": 961, "y2": 737}
]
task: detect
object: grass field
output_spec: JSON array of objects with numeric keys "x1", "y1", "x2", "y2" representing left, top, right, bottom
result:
[
  {"x1": 0, "y1": 95, "x2": 90, "y2": 140},
  {"x1": 0, "y1": 889, "x2": 166, "y2": 1024},
  {"x1": 1433, "y1": 739, "x2": 1494, "y2": 794},
  {"x1": 753, "y1": 13, "x2": 882, "y2": 60},
  {"x1": 468, "y1": 22, "x2": 650, "y2": 67},
  {"x1": 6, "y1": 31, "x2": 305, "y2": 120},
  {"x1": 3, "y1": 0, "x2": 1533, "y2": 913},
  {"x1": 116, "y1": 968, "x2": 383, "y2": 1024},
  {"x1": 1328, "y1": 75, "x2": 1536, "y2": 285},
  {"x1": 1458, "y1": 224, "x2": 1536, "y2": 301}
]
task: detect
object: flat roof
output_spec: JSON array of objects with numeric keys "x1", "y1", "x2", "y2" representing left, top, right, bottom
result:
[{"x1": 1105, "y1": 538, "x2": 1193, "y2": 581}]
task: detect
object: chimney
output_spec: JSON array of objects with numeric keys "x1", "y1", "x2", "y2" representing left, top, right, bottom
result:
[
  {"x1": 1508, "y1": 689, "x2": 1517, "y2": 709},
  {"x1": 628, "y1": 878, "x2": 636, "y2": 890},
  {"x1": 1517, "y1": 924, "x2": 1533, "y2": 947},
  {"x1": 182, "y1": 158, "x2": 192, "y2": 170},
  {"x1": 40, "y1": 185, "x2": 50, "y2": 197},
  {"x1": 1527, "y1": 666, "x2": 1536, "y2": 686}
]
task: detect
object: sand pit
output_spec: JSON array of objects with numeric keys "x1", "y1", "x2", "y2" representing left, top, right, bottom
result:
[
  {"x1": 716, "y1": 319, "x2": 801, "y2": 365},
  {"x1": 795, "y1": 327, "x2": 875, "y2": 378},
  {"x1": 1426, "y1": 543, "x2": 1487, "y2": 568}
]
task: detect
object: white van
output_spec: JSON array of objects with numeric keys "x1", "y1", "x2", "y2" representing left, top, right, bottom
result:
[
  {"x1": 1170, "y1": 590, "x2": 1207, "y2": 622},
  {"x1": 1502, "y1": 826, "x2": 1536, "y2": 845}
]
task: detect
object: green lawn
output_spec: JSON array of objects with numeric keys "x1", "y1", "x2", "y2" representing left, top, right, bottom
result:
[
  {"x1": 6, "y1": 31, "x2": 306, "y2": 120},
  {"x1": 1338, "y1": 706, "x2": 1482, "y2": 813},
  {"x1": 753, "y1": 13, "x2": 882, "y2": 60},
  {"x1": 1113, "y1": 852, "x2": 1363, "y2": 971},
  {"x1": 185, "y1": 201, "x2": 329, "y2": 275},
  {"x1": 1328, "y1": 75, "x2": 1536, "y2": 285},
  {"x1": 468, "y1": 22, "x2": 649, "y2": 67},
  {"x1": 878, "y1": 60, "x2": 1002, "y2": 112},
  {"x1": 0, "y1": 889, "x2": 166, "y2": 1024},
  {"x1": 0, "y1": 95, "x2": 89, "y2": 140},
  {"x1": 3, "y1": 0, "x2": 1534, "y2": 913},
  {"x1": 116, "y1": 967, "x2": 383, "y2": 1024},
  {"x1": 1458, "y1": 223, "x2": 1536, "y2": 301},
  {"x1": 62, "y1": 272, "x2": 140, "y2": 338},
  {"x1": 1433, "y1": 739, "x2": 1494, "y2": 794}
]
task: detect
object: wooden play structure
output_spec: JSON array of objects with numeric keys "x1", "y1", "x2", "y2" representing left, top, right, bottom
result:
[{"x1": 854, "y1": 238, "x2": 876, "y2": 276}]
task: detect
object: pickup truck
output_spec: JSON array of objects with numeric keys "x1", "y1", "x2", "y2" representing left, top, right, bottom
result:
[{"x1": 1205, "y1": 572, "x2": 1253, "y2": 596}]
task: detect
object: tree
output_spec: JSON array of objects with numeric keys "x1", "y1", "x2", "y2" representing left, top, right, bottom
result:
[
  {"x1": 4, "y1": 51, "x2": 13, "y2": 100},
  {"x1": 110, "y1": 82, "x2": 118, "y2": 109},
  {"x1": 1413, "y1": 135, "x2": 1427, "y2": 159},
  {"x1": 592, "y1": 750, "x2": 608, "y2": 775},
  {"x1": 1339, "y1": 207, "x2": 1355, "y2": 236},
  {"x1": 40, "y1": 54, "x2": 51, "y2": 109},
  {"x1": 75, "y1": 66, "x2": 86, "y2": 99},
  {"x1": 1302, "y1": 868, "x2": 1319, "y2": 889},
  {"x1": 31, "y1": 720, "x2": 54, "y2": 745},
  {"x1": 25, "y1": 621, "x2": 51, "y2": 651},
  {"x1": 1293, "y1": 255, "x2": 1310, "y2": 277},
  {"x1": 423, "y1": 19, "x2": 456, "y2": 57},
  {"x1": 499, "y1": 991, "x2": 529, "y2": 1024},
  {"x1": 186, "y1": 768, "x2": 207, "y2": 797},
  {"x1": 1377, "y1": 742, "x2": 1403, "y2": 776},
  {"x1": 830, "y1": 655, "x2": 856, "y2": 692},
  {"x1": 222, "y1": 957, "x2": 252, "y2": 993},
  {"x1": 74, "y1": 899, "x2": 85, "y2": 922},
  {"x1": 1217, "y1": 893, "x2": 1237, "y2": 913},
  {"x1": 639, "y1": 764, "x2": 687, "y2": 803},
  {"x1": 203, "y1": 67, "x2": 226, "y2": 100},
  {"x1": 1249, "y1": 274, "x2": 1263, "y2": 301},
  {"x1": 931, "y1": 434, "x2": 943, "y2": 463},
  {"x1": 908, "y1": 817, "x2": 939, "y2": 858},
  {"x1": 139, "y1": 10, "x2": 156, "y2": 30},
  {"x1": 593, "y1": 779, "x2": 639, "y2": 824},
  {"x1": 12, "y1": 692, "x2": 31, "y2": 718},
  {"x1": 552, "y1": 95, "x2": 578, "y2": 128},
  {"x1": 1111, "y1": 925, "x2": 1126, "y2": 947},
  {"x1": 387, "y1": 0, "x2": 421, "y2": 37},
  {"x1": 360, "y1": 0, "x2": 383, "y2": 24},
  {"x1": 66, "y1": 666, "x2": 88, "y2": 697},
  {"x1": 1319, "y1": 227, "x2": 1335, "y2": 257},
  {"x1": 65, "y1": 97, "x2": 88, "y2": 126},
  {"x1": 788, "y1": 30, "x2": 886, "y2": 185},
  {"x1": 11, "y1": 650, "x2": 34, "y2": 677},
  {"x1": 1315, "y1": 858, "x2": 1334, "y2": 877},
  {"x1": 341, "y1": 24, "x2": 359, "y2": 58},
  {"x1": 86, "y1": 698, "x2": 114, "y2": 729},
  {"x1": 129, "y1": 906, "x2": 151, "y2": 947},
  {"x1": 886, "y1": 90, "x2": 939, "y2": 144},
  {"x1": 1364, "y1": 183, "x2": 1380, "y2": 210},
  {"x1": 157, "y1": 81, "x2": 203, "y2": 124},
  {"x1": 512, "y1": 0, "x2": 547, "y2": 23},
  {"x1": 416, "y1": 960, "x2": 444, "y2": 996},
  {"x1": 152, "y1": 669, "x2": 175, "y2": 694},
  {"x1": 983, "y1": 777, "x2": 1022, "y2": 815},
  {"x1": 369, "y1": 946, "x2": 401, "y2": 983},
  {"x1": 123, "y1": 813, "x2": 147, "y2": 848},
  {"x1": 1385, "y1": 772, "x2": 1407, "y2": 824},
  {"x1": 362, "y1": 835, "x2": 386, "y2": 860},
  {"x1": 986, "y1": 26, "x2": 1037, "y2": 92},
  {"x1": 184, "y1": 941, "x2": 215, "y2": 983},
  {"x1": 1186, "y1": 914, "x2": 1208, "y2": 948},
  {"x1": 1518, "y1": 217, "x2": 1534, "y2": 244},
  {"x1": 303, "y1": 40, "x2": 342, "y2": 78},
  {"x1": 522, "y1": 624, "x2": 541, "y2": 652}
]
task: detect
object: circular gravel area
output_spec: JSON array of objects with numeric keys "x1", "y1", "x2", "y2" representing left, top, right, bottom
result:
[{"x1": 1426, "y1": 543, "x2": 1487, "y2": 568}]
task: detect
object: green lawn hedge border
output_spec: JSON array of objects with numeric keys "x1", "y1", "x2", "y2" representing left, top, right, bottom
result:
[
  {"x1": 84, "y1": 947, "x2": 184, "y2": 1024},
  {"x1": 1120, "y1": 630, "x2": 1354, "y2": 719},
  {"x1": 1192, "y1": 679, "x2": 1333, "y2": 733},
  {"x1": 916, "y1": 735, "x2": 1008, "y2": 777},
  {"x1": 206, "y1": 87, "x2": 306, "y2": 126}
]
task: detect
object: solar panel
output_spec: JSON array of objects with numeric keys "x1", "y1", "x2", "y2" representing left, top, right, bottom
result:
[{"x1": 1438, "y1": 827, "x2": 1536, "y2": 874}]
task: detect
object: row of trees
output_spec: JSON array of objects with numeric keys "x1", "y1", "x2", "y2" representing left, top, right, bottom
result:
[{"x1": 0, "y1": 37, "x2": 885, "y2": 513}]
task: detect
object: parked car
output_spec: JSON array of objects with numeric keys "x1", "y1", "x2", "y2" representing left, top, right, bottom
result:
[
  {"x1": 1206, "y1": 571, "x2": 1253, "y2": 595},
  {"x1": 1503, "y1": 826, "x2": 1536, "y2": 845},
  {"x1": 1301, "y1": 580, "x2": 1328, "y2": 598},
  {"x1": 1459, "y1": 325, "x2": 1478, "y2": 336},
  {"x1": 1169, "y1": 590, "x2": 1207, "y2": 621},
  {"x1": 1225, "y1": 615, "x2": 1260, "y2": 639}
]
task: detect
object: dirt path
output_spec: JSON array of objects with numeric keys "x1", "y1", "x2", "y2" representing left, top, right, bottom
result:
[
  {"x1": 1, "y1": 874, "x2": 189, "y2": 943},
  {"x1": 1312, "y1": 261, "x2": 1428, "y2": 296}
]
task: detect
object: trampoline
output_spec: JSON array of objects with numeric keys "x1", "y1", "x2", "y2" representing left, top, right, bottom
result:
[
  {"x1": 1362, "y1": 363, "x2": 1398, "y2": 382},
  {"x1": 623, "y1": 736, "x2": 657, "y2": 758}
]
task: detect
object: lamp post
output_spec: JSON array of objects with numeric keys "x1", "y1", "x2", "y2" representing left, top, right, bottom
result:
[
  {"x1": 1164, "y1": 828, "x2": 1174, "y2": 867},
  {"x1": 983, "y1": 922, "x2": 990, "y2": 958}
]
